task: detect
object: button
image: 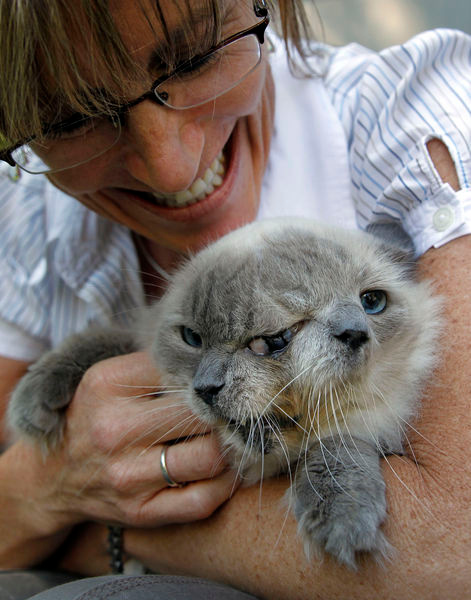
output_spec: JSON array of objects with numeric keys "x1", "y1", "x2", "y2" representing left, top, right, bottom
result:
[{"x1": 432, "y1": 206, "x2": 455, "y2": 232}]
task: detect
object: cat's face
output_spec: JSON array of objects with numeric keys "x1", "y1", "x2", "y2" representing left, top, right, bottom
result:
[{"x1": 148, "y1": 219, "x2": 428, "y2": 470}]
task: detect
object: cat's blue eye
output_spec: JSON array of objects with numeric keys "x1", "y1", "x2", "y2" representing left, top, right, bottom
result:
[
  {"x1": 360, "y1": 290, "x2": 387, "y2": 314},
  {"x1": 181, "y1": 326, "x2": 203, "y2": 348}
]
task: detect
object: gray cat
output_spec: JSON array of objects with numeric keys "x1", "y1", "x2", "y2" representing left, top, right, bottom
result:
[{"x1": 7, "y1": 218, "x2": 441, "y2": 569}]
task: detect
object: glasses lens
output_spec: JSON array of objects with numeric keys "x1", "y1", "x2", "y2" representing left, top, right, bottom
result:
[
  {"x1": 155, "y1": 34, "x2": 262, "y2": 110},
  {"x1": 11, "y1": 115, "x2": 122, "y2": 174}
]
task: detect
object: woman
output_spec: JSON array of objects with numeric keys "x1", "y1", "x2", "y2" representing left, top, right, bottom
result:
[{"x1": 0, "y1": 1, "x2": 470, "y2": 598}]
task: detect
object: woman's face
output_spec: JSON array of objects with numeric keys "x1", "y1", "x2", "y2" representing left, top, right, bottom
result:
[{"x1": 47, "y1": 0, "x2": 275, "y2": 258}]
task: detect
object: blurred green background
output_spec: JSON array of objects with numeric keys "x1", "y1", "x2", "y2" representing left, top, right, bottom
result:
[{"x1": 306, "y1": 0, "x2": 471, "y2": 49}]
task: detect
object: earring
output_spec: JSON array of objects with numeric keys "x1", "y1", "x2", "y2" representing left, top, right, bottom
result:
[{"x1": 7, "y1": 164, "x2": 21, "y2": 182}]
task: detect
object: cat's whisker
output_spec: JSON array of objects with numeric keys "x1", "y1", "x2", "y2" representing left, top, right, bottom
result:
[
  {"x1": 324, "y1": 385, "x2": 342, "y2": 457},
  {"x1": 75, "y1": 408, "x2": 200, "y2": 494},
  {"x1": 335, "y1": 380, "x2": 382, "y2": 474},
  {"x1": 349, "y1": 383, "x2": 437, "y2": 520},
  {"x1": 299, "y1": 398, "x2": 324, "y2": 501},
  {"x1": 113, "y1": 383, "x2": 186, "y2": 390},
  {"x1": 356, "y1": 380, "x2": 414, "y2": 466},
  {"x1": 368, "y1": 379, "x2": 452, "y2": 462},
  {"x1": 256, "y1": 362, "x2": 318, "y2": 427},
  {"x1": 363, "y1": 381, "x2": 419, "y2": 467},
  {"x1": 256, "y1": 414, "x2": 267, "y2": 511},
  {"x1": 318, "y1": 389, "x2": 365, "y2": 503},
  {"x1": 231, "y1": 417, "x2": 256, "y2": 485},
  {"x1": 269, "y1": 400, "x2": 308, "y2": 435},
  {"x1": 329, "y1": 383, "x2": 371, "y2": 474},
  {"x1": 116, "y1": 409, "x2": 199, "y2": 462},
  {"x1": 117, "y1": 391, "x2": 186, "y2": 404},
  {"x1": 359, "y1": 382, "x2": 435, "y2": 511},
  {"x1": 268, "y1": 414, "x2": 292, "y2": 479},
  {"x1": 303, "y1": 387, "x2": 351, "y2": 482}
]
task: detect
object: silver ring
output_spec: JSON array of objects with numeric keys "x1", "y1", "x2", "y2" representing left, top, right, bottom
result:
[{"x1": 160, "y1": 446, "x2": 182, "y2": 488}]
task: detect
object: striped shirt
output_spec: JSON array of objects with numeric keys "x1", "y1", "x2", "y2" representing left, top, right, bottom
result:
[
  {"x1": 323, "y1": 28, "x2": 471, "y2": 255},
  {"x1": 1, "y1": 28, "x2": 470, "y2": 361}
]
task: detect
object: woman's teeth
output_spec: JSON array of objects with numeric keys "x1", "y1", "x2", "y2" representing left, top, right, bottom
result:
[{"x1": 151, "y1": 152, "x2": 226, "y2": 208}]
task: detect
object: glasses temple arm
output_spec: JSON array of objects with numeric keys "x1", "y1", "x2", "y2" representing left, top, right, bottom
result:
[{"x1": 254, "y1": 0, "x2": 268, "y2": 18}]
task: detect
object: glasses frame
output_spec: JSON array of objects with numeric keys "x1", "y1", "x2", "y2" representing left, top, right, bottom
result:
[{"x1": 0, "y1": 1, "x2": 269, "y2": 170}]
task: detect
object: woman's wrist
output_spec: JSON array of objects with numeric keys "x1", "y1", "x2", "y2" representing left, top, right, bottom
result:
[{"x1": 0, "y1": 440, "x2": 75, "y2": 567}]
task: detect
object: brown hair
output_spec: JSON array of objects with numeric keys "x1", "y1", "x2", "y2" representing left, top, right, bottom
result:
[{"x1": 0, "y1": 0, "x2": 316, "y2": 145}]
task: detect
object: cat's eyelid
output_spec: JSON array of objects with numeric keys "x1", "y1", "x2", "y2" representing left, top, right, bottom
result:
[
  {"x1": 258, "y1": 319, "x2": 306, "y2": 340},
  {"x1": 247, "y1": 320, "x2": 306, "y2": 356}
]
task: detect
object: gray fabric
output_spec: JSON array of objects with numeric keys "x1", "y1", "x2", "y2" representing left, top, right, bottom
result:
[
  {"x1": 28, "y1": 575, "x2": 260, "y2": 600},
  {"x1": 0, "y1": 570, "x2": 78, "y2": 600}
]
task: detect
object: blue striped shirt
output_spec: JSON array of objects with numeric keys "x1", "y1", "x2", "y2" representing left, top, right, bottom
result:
[
  {"x1": 1, "y1": 29, "x2": 470, "y2": 361},
  {"x1": 323, "y1": 28, "x2": 471, "y2": 254}
]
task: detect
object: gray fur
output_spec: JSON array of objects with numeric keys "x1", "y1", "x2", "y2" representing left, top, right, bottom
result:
[
  {"x1": 7, "y1": 218, "x2": 442, "y2": 568},
  {"x1": 7, "y1": 328, "x2": 137, "y2": 448}
]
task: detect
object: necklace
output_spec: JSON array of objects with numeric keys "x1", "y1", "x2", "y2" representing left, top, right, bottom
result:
[{"x1": 135, "y1": 235, "x2": 170, "y2": 281}]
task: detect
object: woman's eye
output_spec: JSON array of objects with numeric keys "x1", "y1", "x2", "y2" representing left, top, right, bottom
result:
[
  {"x1": 181, "y1": 326, "x2": 203, "y2": 348},
  {"x1": 176, "y1": 51, "x2": 219, "y2": 78},
  {"x1": 248, "y1": 323, "x2": 303, "y2": 357},
  {"x1": 360, "y1": 290, "x2": 387, "y2": 314},
  {"x1": 44, "y1": 113, "x2": 116, "y2": 142},
  {"x1": 43, "y1": 117, "x2": 94, "y2": 141}
]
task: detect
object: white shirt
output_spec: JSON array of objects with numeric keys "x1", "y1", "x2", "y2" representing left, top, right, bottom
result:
[{"x1": 1, "y1": 29, "x2": 470, "y2": 361}]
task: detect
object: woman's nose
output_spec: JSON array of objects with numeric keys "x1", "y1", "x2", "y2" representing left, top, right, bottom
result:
[{"x1": 122, "y1": 101, "x2": 205, "y2": 193}]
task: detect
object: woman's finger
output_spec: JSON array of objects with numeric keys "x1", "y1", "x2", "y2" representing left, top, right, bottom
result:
[
  {"x1": 163, "y1": 434, "x2": 229, "y2": 484},
  {"x1": 66, "y1": 352, "x2": 211, "y2": 454},
  {"x1": 99, "y1": 433, "x2": 227, "y2": 497},
  {"x1": 128, "y1": 469, "x2": 241, "y2": 527}
]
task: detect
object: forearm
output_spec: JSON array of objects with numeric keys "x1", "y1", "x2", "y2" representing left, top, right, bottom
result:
[{"x1": 0, "y1": 442, "x2": 73, "y2": 568}]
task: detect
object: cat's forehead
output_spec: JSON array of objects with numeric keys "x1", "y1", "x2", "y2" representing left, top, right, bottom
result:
[{"x1": 170, "y1": 224, "x2": 367, "y2": 341}]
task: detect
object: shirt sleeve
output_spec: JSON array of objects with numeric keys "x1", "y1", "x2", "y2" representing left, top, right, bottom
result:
[{"x1": 324, "y1": 29, "x2": 471, "y2": 256}]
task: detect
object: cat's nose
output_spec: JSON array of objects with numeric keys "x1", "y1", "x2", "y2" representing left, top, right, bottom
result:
[
  {"x1": 334, "y1": 328, "x2": 369, "y2": 350},
  {"x1": 194, "y1": 383, "x2": 225, "y2": 407},
  {"x1": 329, "y1": 304, "x2": 369, "y2": 351}
]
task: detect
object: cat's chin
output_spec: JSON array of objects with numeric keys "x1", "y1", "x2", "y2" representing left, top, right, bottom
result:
[{"x1": 221, "y1": 437, "x2": 287, "y2": 484}]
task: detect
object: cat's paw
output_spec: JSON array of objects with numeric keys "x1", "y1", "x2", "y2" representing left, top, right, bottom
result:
[
  {"x1": 294, "y1": 487, "x2": 393, "y2": 569},
  {"x1": 292, "y1": 436, "x2": 393, "y2": 569},
  {"x1": 7, "y1": 327, "x2": 137, "y2": 449},
  {"x1": 7, "y1": 351, "x2": 86, "y2": 448}
]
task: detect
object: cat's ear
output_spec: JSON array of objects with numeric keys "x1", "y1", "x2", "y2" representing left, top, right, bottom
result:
[{"x1": 366, "y1": 222, "x2": 416, "y2": 272}]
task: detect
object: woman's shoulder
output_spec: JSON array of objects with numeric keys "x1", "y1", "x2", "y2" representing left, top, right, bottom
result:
[
  {"x1": 0, "y1": 167, "x2": 94, "y2": 276},
  {"x1": 0, "y1": 167, "x2": 50, "y2": 263},
  {"x1": 323, "y1": 28, "x2": 470, "y2": 87}
]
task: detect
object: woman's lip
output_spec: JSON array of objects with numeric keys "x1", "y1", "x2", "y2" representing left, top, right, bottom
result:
[{"x1": 111, "y1": 127, "x2": 240, "y2": 223}]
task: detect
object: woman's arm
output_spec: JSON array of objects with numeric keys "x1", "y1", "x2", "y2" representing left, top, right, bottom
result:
[
  {"x1": 0, "y1": 352, "x2": 238, "y2": 569},
  {"x1": 0, "y1": 356, "x2": 29, "y2": 444},
  {"x1": 0, "y1": 357, "x2": 72, "y2": 567}
]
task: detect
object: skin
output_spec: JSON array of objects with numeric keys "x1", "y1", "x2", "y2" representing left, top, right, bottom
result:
[{"x1": 0, "y1": 1, "x2": 470, "y2": 598}]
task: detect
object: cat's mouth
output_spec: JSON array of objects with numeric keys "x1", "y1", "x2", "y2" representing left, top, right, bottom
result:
[{"x1": 225, "y1": 413, "x2": 302, "y2": 454}]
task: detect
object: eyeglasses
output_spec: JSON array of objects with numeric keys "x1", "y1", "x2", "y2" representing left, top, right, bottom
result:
[{"x1": 0, "y1": 1, "x2": 269, "y2": 175}]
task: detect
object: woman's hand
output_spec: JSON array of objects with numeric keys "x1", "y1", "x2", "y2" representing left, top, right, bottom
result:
[
  {"x1": 51, "y1": 351, "x2": 238, "y2": 528},
  {"x1": 0, "y1": 351, "x2": 238, "y2": 568}
]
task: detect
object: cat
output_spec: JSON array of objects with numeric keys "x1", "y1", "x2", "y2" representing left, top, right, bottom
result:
[{"x1": 7, "y1": 217, "x2": 442, "y2": 569}]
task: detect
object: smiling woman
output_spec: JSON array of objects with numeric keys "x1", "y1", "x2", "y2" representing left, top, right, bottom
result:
[
  {"x1": 1, "y1": 0, "x2": 471, "y2": 599},
  {"x1": 1, "y1": 3, "x2": 271, "y2": 176}
]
